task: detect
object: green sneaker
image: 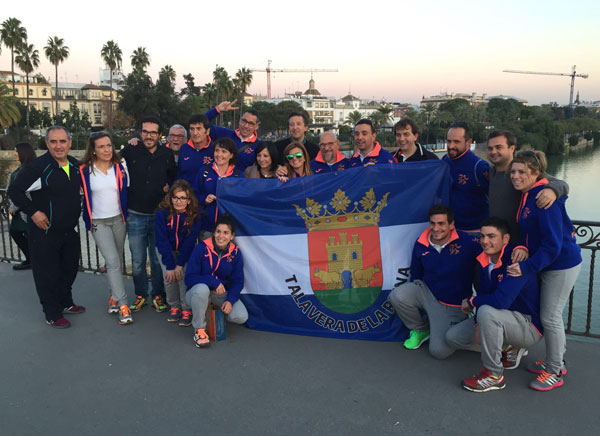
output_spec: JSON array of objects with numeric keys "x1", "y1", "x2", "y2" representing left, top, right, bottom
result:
[
  {"x1": 130, "y1": 296, "x2": 147, "y2": 312},
  {"x1": 153, "y1": 296, "x2": 168, "y2": 313},
  {"x1": 404, "y1": 329, "x2": 430, "y2": 350}
]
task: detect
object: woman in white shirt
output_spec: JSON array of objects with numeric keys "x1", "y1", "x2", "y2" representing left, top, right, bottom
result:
[{"x1": 80, "y1": 132, "x2": 132, "y2": 325}]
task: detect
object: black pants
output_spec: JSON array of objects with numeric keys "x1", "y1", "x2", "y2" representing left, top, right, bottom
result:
[
  {"x1": 29, "y1": 228, "x2": 80, "y2": 322},
  {"x1": 9, "y1": 228, "x2": 30, "y2": 262}
]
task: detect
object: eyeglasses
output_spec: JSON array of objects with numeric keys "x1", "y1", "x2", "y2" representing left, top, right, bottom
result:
[
  {"x1": 240, "y1": 118, "x2": 258, "y2": 127},
  {"x1": 319, "y1": 141, "x2": 336, "y2": 147},
  {"x1": 172, "y1": 196, "x2": 189, "y2": 202},
  {"x1": 141, "y1": 130, "x2": 160, "y2": 137},
  {"x1": 286, "y1": 152, "x2": 304, "y2": 161}
]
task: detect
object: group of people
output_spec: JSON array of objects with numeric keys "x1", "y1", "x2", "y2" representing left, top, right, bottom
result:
[{"x1": 7, "y1": 102, "x2": 581, "y2": 389}]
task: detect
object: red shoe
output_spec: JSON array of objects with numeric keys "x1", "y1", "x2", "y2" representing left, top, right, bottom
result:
[
  {"x1": 63, "y1": 305, "x2": 86, "y2": 315},
  {"x1": 46, "y1": 317, "x2": 71, "y2": 329},
  {"x1": 462, "y1": 367, "x2": 505, "y2": 392}
]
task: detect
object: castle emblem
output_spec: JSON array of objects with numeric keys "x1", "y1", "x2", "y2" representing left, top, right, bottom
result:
[{"x1": 294, "y1": 188, "x2": 389, "y2": 314}]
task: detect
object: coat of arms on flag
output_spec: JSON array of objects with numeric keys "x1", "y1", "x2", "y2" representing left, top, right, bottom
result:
[{"x1": 294, "y1": 188, "x2": 388, "y2": 314}]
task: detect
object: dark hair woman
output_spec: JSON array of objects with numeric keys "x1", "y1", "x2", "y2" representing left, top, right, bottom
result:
[
  {"x1": 155, "y1": 180, "x2": 202, "y2": 326},
  {"x1": 508, "y1": 150, "x2": 582, "y2": 391},
  {"x1": 79, "y1": 132, "x2": 133, "y2": 325},
  {"x1": 184, "y1": 213, "x2": 247, "y2": 348},
  {"x1": 244, "y1": 141, "x2": 279, "y2": 178},
  {"x1": 8, "y1": 142, "x2": 36, "y2": 270}
]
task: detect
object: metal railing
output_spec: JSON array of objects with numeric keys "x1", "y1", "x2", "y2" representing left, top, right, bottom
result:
[{"x1": 1, "y1": 188, "x2": 598, "y2": 337}]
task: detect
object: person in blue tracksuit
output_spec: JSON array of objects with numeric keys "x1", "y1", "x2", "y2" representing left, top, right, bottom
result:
[
  {"x1": 155, "y1": 179, "x2": 202, "y2": 327},
  {"x1": 194, "y1": 138, "x2": 245, "y2": 234},
  {"x1": 348, "y1": 119, "x2": 394, "y2": 168},
  {"x1": 389, "y1": 205, "x2": 481, "y2": 359},
  {"x1": 185, "y1": 213, "x2": 248, "y2": 348},
  {"x1": 177, "y1": 114, "x2": 214, "y2": 185},
  {"x1": 445, "y1": 217, "x2": 542, "y2": 392},
  {"x1": 508, "y1": 150, "x2": 582, "y2": 391},
  {"x1": 310, "y1": 131, "x2": 349, "y2": 174}
]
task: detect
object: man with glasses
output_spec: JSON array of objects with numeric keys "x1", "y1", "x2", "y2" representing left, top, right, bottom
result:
[
  {"x1": 166, "y1": 124, "x2": 187, "y2": 162},
  {"x1": 204, "y1": 100, "x2": 261, "y2": 171},
  {"x1": 348, "y1": 119, "x2": 394, "y2": 167},
  {"x1": 177, "y1": 114, "x2": 213, "y2": 185},
  {"x1": 392, "y1": 118, "x2": 438, "y2": 163},
  {"x1": 275, "y1": 112, "x2": 319, "y2": 164},
  {"x1": 310, "y1": 131, "x2": 348, "y2": 173},
  {"x1": 121, "y1": 116, "x2": 177, "y2": 313},
  {"x1": 443, "y1": 122, "x2": 489, "y2": 233}
]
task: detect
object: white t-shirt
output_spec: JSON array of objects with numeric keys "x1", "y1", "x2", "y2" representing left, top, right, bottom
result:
[{"x1": 90, "y1": 164, "x2": 121, "y2": 219}]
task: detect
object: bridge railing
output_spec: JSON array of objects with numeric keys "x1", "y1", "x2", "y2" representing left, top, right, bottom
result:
[{"x1": 1, "y1": 188, "x2": 598, "y2": 337}]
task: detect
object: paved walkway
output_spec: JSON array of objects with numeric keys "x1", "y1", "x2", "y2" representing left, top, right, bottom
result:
[{"x1": 1, "y1": 261, "x2": 599, "y2": 435}]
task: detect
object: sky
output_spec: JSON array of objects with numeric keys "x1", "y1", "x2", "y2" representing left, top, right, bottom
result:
[{"x1": 2, "y1": 0, "x2": 600, "y2": 105}]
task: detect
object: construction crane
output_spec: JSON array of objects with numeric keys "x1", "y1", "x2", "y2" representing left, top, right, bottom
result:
[
  {"x1": 503, "y1": 65, "x2": 589, "y2": 118},
  {"x1": 251, "y1": 60, "x2": 338, "y2": 99}
]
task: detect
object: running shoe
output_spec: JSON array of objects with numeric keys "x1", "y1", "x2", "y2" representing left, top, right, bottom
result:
[
  {"x1": 130, "y1": 296, "x2": 147, "y2": 312},
  {"x1": 527, "y1": 359, "x2": 567, "y2": 375},
  {"x1": 529, "y1": 370, "x2": 564, "y2": 391},
  {"x1": 501, "y1": 346, "x2": 528, "y2": 370},
  {"x1": 462, "y1": 367, "x2": 506, "y2": 392},
  {"x1": 107, "y1": 296, "x2": 119, "y2": 314},
  {"x1": 152, "y1": 296, "x2": 168, "y2": 313},
  {"x1": 46, "y1": 317, "x2": 71, "y2": 329},
  {"x1": 167, "y1": 307, "x2": 182, "y2": 323},
  {"x1": 62, "y1": 305, "x2": 86, "y2": 314},
  {"x1": 179, "y1": 310, "x2": 192, "y2": 327},
  {"x1": 403, "y1": 329, "x2": 430, "y2": 350},
  {"x1": 194, "y1": 328, "x2": 210, "y2": 348},
  {"x1": 118, "y1": 305, "x2": 134, "y2": 325}
]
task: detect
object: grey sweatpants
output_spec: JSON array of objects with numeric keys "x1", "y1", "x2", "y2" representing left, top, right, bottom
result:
[
  {"x1": 476, "y1": 305, "x2": 541, "y2": 376},
  {"x1": 91, "y1": 215, "x2": 127, "y2": 306},
  {"x1": 540, "y1": 263, "x2": 582, "y2": 374},
  {"x1": 389, "y1": 280, "x2": 467, "y2": 359},
  {"x1": 185, "y1": 283, "x2": 248, "y2": 329},
  {"x1": 156, "y1": 248, "x2": 190, "y2": 311}
]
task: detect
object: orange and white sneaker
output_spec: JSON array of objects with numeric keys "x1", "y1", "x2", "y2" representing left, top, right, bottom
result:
[
  {"x1": 118, "y1": 305, "x2": 134, "y2": 325},
  {"x1": 108, "y1": 296, "x2": 119, "y2": 314},
  {"x1": 193, "y1": 328, "x2": 210, "y2": 348}
]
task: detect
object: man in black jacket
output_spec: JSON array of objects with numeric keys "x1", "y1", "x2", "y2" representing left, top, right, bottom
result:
[
  {"x1": 274, "y1": 112, "x2": 319, "y2": 164},
  {"x1": 8, "y1": 126, "x2": 85, "y2": 328},
  {"x1": 392, "y1": 118, "x2": 439, "y2": 163},
  {"x1": 121, "y1": 116, "x2": 177, "y2": 313}
]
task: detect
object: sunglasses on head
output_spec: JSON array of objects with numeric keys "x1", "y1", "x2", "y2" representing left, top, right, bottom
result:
[{"x1": 286, "y1": 152, "x2": 304, "y2": 161}]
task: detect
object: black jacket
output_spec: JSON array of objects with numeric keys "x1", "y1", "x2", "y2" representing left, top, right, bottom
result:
[
  {"x1": 8, "y1": 152, "x2": 82, "y2": 232},
  {"x1": 392, "y1": 143, "x2": 439, "y2": 163},
  {"x1": 120, "y1": 143, "x2": 177, "y2": 214}
]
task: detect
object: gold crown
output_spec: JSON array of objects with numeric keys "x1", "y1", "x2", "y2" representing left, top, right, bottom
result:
[{"x1": 294, "y1": 188, "x2": 389, "y2": 231}]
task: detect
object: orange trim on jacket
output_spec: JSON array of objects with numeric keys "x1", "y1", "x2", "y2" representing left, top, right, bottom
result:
[
  {"x1": 516, "y1": 178, "x2": 549, "y2": 222},
  {"x1": 417, "y1": 227, "x2": 460, "y2": 247}
]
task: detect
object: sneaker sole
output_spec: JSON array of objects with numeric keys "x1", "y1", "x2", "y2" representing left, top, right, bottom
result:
[
  {"x1": 527, "y1": 367, "x2": 567, "y2": 376},
  {"x1": 108, "y1": 309, "x2": 119, "y2": 314},
  {"x1": 462, "y1": 383, "x2": 506, "y2": 393},
  {"x1": 179, "y1": 322, "x2": 192, "y2": 327},
  {"x1": 195, "y1": 341, "x2": 210, "y2": 348},
  {"x1": 130, "y1": 304, "x2": 146, "y2": 313},
  {"x1": 404, "y1": 335, "x2": 430, "y2": 350},
  {"x1": 167, "y1": 318, "x2": 181, "y2": 323},
  {"x1": 46, "y1": 321, "x2": 70, "y2": 329},
  {"x1": 119, "y1": 319, "x2": 134, "y2": 325},
  {"x1": 529, "y1": 379, "x2": 564, "y2": 391}
]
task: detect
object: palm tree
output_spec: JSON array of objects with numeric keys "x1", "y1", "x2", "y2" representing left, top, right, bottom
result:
[
  {"x1": 202, "y1": 83, "x2": 218, "y2": 108},
  {"x1": 159, "y1": 65, "x2": 176, "y2": 85},
  {"x1": 0, "y1": 82, "x2": 21, "y2": 128},
  {"x1": 235, "y1": 67, "x2": 253, "y2": 94},
  {"x1": 345, "y1": 110, "x2": 363, "y2": 126},
  {"x1": 1, "y1": 18, "x2": 28, "y2": 96},
  {"x1": 131, "y1": 47, "x2": 150, "y2": 72},
  {"x1": 15, "y1": 42, "x2": 40, "y2": 130},
  {"x1": 101, "y1": 40, "x2": 122, "y2": 130},
  {"x1": 44, "y1": 36, "x2": 69, "y2": 116}
]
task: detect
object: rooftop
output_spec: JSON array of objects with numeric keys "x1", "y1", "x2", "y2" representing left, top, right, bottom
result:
[{"x1": 1, "y1": 261, "x2": 599, "y2": 435}]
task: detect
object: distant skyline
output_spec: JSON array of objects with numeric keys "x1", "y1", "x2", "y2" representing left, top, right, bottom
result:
[{"x1": 2, "y1": 0, "x2": 599, "y2": 105}]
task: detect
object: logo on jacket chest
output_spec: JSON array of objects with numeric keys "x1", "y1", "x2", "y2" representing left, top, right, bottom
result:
[
  {"x1": 458, "y1": 174, "x2": 469, "y2": 185},
  {"x1": 497, "y1": 273, "x2": 504, "y2": 283},
  {"x1": 203, "y1": 156, "x2": 213, "y2": 164},
  {"x1": 448, "y1": 243, "x2": 461, "y2": 255},
  {"x1": 521, "y1": 207, "x2": 531, "y2": 220}
]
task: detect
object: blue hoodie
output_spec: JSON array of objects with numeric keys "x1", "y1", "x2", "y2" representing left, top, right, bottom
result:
[{"x1": 155, "y1": 209, "x2": 202, "y2": 270}]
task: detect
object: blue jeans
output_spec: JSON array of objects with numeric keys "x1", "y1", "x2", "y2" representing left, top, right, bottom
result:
[{"x1": 127, "y1": 211, "x2": 164, "y2": 299}]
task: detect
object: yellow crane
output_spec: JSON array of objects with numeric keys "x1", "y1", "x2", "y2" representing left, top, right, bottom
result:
[{"x1": 503, "y1": 65, "x2": 589, "y2": 117}]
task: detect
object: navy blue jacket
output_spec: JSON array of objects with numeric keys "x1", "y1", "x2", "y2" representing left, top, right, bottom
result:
[{"x1": 155, "y1": 209, "x2": 202, "y2": 270}]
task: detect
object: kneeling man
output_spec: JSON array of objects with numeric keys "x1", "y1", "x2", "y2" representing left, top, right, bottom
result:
[
  {"x1": 447, "y1": 217, "x2": 542, "y2": 392},
  {"x1": 389, "y1": 205, "x2": 481, "y2": 359}
]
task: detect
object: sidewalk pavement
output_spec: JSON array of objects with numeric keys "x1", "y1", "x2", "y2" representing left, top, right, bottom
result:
[{"x1": 1, "y1": 261, "x2": 599, "y2": 436}]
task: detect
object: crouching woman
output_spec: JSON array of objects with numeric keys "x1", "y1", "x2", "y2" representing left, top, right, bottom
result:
[{"x1": 185, "y1": 213, "x2": 248, "y2": 348}]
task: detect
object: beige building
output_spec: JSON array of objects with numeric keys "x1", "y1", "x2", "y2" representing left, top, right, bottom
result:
[
  {"x1": 420, "y1": 92, "x2": 528, "y2": 108},
  {"x1": 0, "y1": 70, "x2": 119, "y2": 128}
]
